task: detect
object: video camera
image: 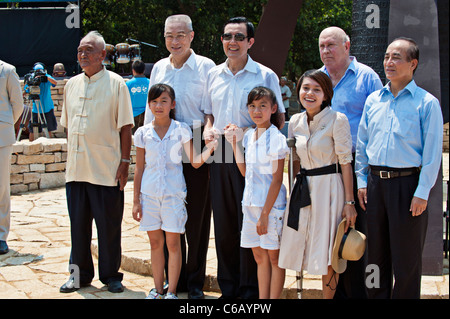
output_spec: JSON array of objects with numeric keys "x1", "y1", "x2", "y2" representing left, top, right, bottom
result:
[{"x1": 24, "y1": 62, "x2": 48, "y2": 100}]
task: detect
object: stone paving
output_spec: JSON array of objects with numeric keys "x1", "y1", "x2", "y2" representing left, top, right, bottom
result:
[{"x1": 0, "y1": 154, "x2": 448, "y2": 299}]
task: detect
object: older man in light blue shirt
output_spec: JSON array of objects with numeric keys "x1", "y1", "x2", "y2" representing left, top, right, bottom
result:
[
  {"x1": 319, "y1": 26, "x2": 382, "y2": 299},
  {"x1": 319, "y1": 27, "x2": 383, "y2": 152},
  {"x1": 356, "y1": 37, "x2": 443, "y2": 299}
]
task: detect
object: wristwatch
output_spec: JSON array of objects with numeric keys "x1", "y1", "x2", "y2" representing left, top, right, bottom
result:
[
  {"x1": 120, "y1": 158, "x2": 131, "y2": 163},
  {"x1": 344, "y1": 200, "x2": 356, "y2": 205}
]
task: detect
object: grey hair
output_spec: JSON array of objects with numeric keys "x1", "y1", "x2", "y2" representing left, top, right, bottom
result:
[
  {"x1": 83, "y1": 30, "x2": 106, "y2": 50},
  {"x1": 165, "y1": 14, "x2": 193, "y2": 32}
]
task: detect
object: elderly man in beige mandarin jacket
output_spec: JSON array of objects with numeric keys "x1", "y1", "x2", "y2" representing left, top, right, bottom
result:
[{"x1": 0, "y1": 60, "x2": 24, "y2": 254}]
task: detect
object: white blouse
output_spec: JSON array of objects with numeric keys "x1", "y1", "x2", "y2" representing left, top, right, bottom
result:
[
  {"x1": 241, "y1": 125, "x2": 289, "y2": 208},
  {"x1": 134, "y1": 119, "x2": 192, "y2": 197}
]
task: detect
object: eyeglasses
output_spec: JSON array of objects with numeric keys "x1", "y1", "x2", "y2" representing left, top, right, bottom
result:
[
  {"x1": 164, "y1": 33, "x2": 188, "y2": 41},
  {"x1": 221, "y1": 33, "x2": 249, "y2": 42}
]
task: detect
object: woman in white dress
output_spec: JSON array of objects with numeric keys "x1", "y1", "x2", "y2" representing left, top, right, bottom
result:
[{"x1": 278, "y1": 70, "x2": 357, "y2": 299}]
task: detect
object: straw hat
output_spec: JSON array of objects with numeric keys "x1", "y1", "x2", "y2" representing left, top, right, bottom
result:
[{"x1": 331, "y1": 218, "x2": 366, "y2": 274}]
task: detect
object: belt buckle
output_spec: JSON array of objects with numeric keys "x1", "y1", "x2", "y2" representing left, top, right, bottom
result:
[{"x1": 379, "y1": 171, "x2": 391, "y2": 179}]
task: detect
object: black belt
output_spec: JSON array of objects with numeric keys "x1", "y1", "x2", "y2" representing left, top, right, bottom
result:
[
  {"x1": 287, "y1": 163, "x2": 341, "y2": 231},
  {"x1": 370, "y1": 166, "x2": 420, "y2": 179}
]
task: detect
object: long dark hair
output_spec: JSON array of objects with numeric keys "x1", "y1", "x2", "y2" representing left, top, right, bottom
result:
[
  {"x1": 296, "y1": 69, "x2": 333, "y2": 110},
  {"x1": 147, "y1": 83, "x2": 176, "y2": 120},
  {"x1": 247, "y1": 86, "x2": 281, "y2": 129}
]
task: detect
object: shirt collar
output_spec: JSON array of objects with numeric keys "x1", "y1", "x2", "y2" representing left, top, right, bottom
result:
[
  {"x1": 251, "y1": 124, "x2": 277, "y2": 145},
  {"x1": 167, "y1": 49, "x2": 196, "y2": 70},
  {"x1": 322, "y1": 56, "x2": 357, "y2": 77},
  {"x1": 222, "y1": 55, "x2": 258, "y2": 75},
  {"x1": 311, "y1": 105, "x2": 331, "y2": 123},
  {"x1": 381, "y1": 79, "x2": 417, "y2": 98},
  {"x1": 150, "y1": 119, "x2": 175, "y2": 141}
]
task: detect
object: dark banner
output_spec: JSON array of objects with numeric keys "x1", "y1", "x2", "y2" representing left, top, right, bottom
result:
[{"x1": 0, "y1": 7, "x2": 80, "y2": 77}]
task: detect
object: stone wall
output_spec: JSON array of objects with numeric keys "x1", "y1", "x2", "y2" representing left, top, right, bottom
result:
[
  {"x1": 10, "y1": 138, "x2": 137, "y2": 194},
  {"x1": 10, "y1": 138, "x2": 67, "y2": 194}
]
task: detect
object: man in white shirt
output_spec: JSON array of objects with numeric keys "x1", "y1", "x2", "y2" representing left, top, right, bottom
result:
[
  {"x1": 202, "y1": 16, "x2": 285, "y2": 299},
  {"x1": 143, "y1": 14, "x2": 216, "y2": 299}
]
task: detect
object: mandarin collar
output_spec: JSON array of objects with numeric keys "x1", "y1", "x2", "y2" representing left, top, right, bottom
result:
[{"x1": 83, "y1": 66, "x2": 106, "y2": 82}]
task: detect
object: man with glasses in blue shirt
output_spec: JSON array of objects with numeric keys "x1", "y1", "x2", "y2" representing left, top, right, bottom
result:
[{"x1": 356, "y1": 37, "x2": 443, "y2": 299}]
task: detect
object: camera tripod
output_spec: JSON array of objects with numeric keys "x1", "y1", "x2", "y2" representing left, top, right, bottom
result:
[{"x1": 16, "y1": 95, "x2": 50, "y2": 141}]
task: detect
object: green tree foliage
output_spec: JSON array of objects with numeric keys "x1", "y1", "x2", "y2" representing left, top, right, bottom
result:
[
  {"x1": 285, "y1": 0, "x2": 353, "y2": 82},
  {"x1": 81, "y1": 0, "x2": 268, "y2": 64},
  {"x1": 81, "y1": 0, "x2": 352, "y2": 77}
]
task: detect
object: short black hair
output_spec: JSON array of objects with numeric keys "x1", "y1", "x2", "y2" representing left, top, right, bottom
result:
[
  {"x1": 297, "y1": 69, "x2": 334, "y2": 111},
  {"x1": 223, "y1": 16, "x2": 255, "y2": 39},
  {"x1": 132, "y1": 60, "x2": 146, "y2": 74}
]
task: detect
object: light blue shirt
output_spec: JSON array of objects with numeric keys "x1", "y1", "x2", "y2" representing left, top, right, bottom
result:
[
  {"x1": 126, "y1": 76, "x2": 150, "y2": 117},
  {"x1": 355, "y1": 80, "x2": 443, "y2": 200},
  {"x1": 27, "y1": 74, "x2": 56, "y2": 113},
  {"x1": 321, "y1": 57, "x2": 383, "y2": 151}
]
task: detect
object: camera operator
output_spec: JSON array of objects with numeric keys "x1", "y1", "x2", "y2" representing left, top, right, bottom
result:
[{"x1": 25, "y1": 63, "x2": 58, "y2": 141}]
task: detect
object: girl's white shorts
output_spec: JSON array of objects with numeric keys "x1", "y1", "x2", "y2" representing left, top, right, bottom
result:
[
  {"x1": 241, "y1": 205, "x2": 285, "y2": 250},
  {"x1": 139, "y1": 193, "x2": 187, "y2": 234}
]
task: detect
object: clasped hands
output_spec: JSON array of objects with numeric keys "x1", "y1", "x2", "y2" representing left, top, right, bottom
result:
[{"x1": 203, "y1": 123, "x2": 245, "y2": 146}]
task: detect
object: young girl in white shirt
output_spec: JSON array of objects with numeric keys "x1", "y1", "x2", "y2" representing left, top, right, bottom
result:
[
  {"x1": 132, "y1": 84, "x2": 216, "y2": 299},
  {"x1": 224, "y1": 86, "x2": 289, "y2": 299}
]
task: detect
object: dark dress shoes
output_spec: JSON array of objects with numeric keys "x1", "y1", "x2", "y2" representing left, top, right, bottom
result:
[
  {"x1": 59, "y1": 278, "x2": 91, "y2": 293},
  {"x1": 107, "y1": 280, "x2": 124, "y2": 293},
  {"x1": 0, "y1": 241, "x2": 8, "y2": 255}
]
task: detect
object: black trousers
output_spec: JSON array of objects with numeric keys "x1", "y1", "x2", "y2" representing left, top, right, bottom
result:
[
  {"x1": 334, "y1": 155, "x2": 368, "y2": 299},
  {"x1": 165, "y1": 126, "x2": 212, "y2": 293},
  {"x1": 66, "y1": 182, "x2": 124, "y2": 285},
  {"x1": 179, "y1": 161, "x2": 211, "y2": 292},
  {"x1": 366, "y1": 171, "x2": 427, "y2": 299},
  {"x1": 209, "y1": 136, "x2": 258, "y2": 299}
]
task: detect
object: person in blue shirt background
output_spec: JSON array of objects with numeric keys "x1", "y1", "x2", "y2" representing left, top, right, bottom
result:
[
  {"x1": 356, "y1": 37, "x2": 443, "y2": 299},
  {"x1": 26, "y1": 63, "x2": 58, "y2": 141},
  {"x1": 126, "y1": 60, "x2": 149, "y2": 134}
]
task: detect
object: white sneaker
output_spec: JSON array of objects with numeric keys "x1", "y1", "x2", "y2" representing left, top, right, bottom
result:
[
  {"x1": 164, "y1": 292, "x2": 178, "y2": 299},
  {"x1": 146, "y1": 288, "x2": 164, "y2": 299}
]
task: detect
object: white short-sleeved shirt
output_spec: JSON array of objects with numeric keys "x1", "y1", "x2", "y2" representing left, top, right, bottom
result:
[
  {"x1": 143, "y1": 50, "x2": 216, "y2": 127},
  {"x1": 134, "y1": 119, "x2": 192, "y2": 197},
  {"x1": 241, "y1": 125, "x2": 289, "y2": 208},
  {"x1": 202, "y1": 55, "x2": 285, "y2": 134}
]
